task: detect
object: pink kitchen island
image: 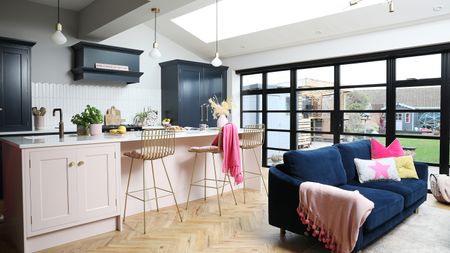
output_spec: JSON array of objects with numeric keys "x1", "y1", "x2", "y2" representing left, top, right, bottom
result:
[{"x1": 1, "y1": 129, "x2": 262, "y2": 253}]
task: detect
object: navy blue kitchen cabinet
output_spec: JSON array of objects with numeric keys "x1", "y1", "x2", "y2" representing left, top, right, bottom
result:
[{"x1": 160, "y1": 60, "x2": 228, "y2": 127}]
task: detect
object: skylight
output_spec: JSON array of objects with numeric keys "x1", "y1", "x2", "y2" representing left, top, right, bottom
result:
[{"x1": 172, "y1": 0, "x2": 386, "y2": 43}]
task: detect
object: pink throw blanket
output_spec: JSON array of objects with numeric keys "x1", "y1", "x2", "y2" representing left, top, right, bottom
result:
[
  {"x1": 297, "y1": 182, "x2": 374, "y2": 253},
  {"x1": 212, "y1": 123, "x2": 243, "y2": 184}
]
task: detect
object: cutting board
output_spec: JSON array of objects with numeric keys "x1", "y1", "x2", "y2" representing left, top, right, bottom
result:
[{"x1": 105, "y1": 106, "x2": 125, "y2": 125}]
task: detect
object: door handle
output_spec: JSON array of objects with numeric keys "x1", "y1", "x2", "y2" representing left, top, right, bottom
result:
[
  {"x1": 0, "y1": 108, "x2": 3, "y2": 111},
  {"x1": 68, "y1": 162, "x2": 75, "y2": 167},
  {"x1": 77, "y1": 161, "x2": 85, "y2": 167},
  {"x1": 200, "y1": 104, "x2": 204, "y2": 122}
]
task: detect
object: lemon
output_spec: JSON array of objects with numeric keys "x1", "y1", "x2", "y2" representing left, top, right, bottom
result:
[
  {"x1": 117, "y1": 129, "x2": 126, "y2": 134},
  {"x1": 109, "y1": 129, "x2": 118, "y2": 134},
  {"x1": 118, "y1": 125, "x2": 126, "y2": 131}
]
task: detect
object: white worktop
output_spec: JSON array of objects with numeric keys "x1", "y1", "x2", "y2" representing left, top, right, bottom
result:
[
  {"x1": 0, "y1": 127, "x2": 77, "y2": 136},
  {"x1": 1, "y1": 129, "x2": 220, "y2": 149}
]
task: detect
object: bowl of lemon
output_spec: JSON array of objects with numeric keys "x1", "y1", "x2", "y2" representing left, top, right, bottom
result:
[{"x1": 109, "y1": 125, "x2": 127, "y2": 135}]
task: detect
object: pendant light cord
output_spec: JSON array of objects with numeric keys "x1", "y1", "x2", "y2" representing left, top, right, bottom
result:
[
  {"x1": 154, "y1": 10, "x2": 157, "y2": 43},
  {"x1": 57, "y1": 0, "x2": 60, "y2": 23},
  {"x1": 215, "y1": 0, "x2": 218, "y2": 54}
]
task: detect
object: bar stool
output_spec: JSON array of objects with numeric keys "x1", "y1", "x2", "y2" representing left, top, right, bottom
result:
[
  {"x1": 123, "y1": 129, "x2": 183, "y2": 234},
  {"x1": 240, "y1": 124, "x2": 267, "y2": 204},
  {"x1": 185, "y1": 130, "x2": 237, "y2": 216}
]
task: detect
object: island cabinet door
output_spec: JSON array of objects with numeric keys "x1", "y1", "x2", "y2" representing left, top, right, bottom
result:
[
  {"x1": 29, "y1": 149, "x2": 79, "y2": 232},
  {"x1": 76, "y1": 145, "x2": 118, "y2": 220}
]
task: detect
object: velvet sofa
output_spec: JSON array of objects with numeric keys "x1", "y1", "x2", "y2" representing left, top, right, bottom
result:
[{"x1": 268, "y1": 140, "x2": 428, "y2": 252}]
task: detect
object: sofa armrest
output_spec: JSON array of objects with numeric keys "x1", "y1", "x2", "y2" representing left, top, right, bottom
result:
[
  {"x1": 414, "y1": 161, "x2": 428, "y2": 183},
  {"x1": 268, "y1": 166, "x2": 305, "y2": 234}
]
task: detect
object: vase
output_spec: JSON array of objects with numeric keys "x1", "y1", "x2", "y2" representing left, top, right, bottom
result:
[
  {"x1": 34, "y1": 115, "x2": 45, "y2": 130},
  {"x1": 217, "y1": 114, "x2": 228, "y2": 128},
  {"x1": 76, "y1": 125, "x2": 89, "y2": 136},
  {"x1": 89, "y1": 124, "x2": 102, "y2": 136}
]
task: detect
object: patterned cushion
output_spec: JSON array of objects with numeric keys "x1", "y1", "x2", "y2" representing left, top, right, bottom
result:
[{"x1": 354, "y1": 157, "x2": 401, "y2": 183}]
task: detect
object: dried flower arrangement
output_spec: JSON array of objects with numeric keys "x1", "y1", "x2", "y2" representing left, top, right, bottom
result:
[{"x1": 208, "y1": 96, "x2": 232, "y2": 119}]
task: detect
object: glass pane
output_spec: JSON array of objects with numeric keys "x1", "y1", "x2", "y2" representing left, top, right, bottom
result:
[
  {"x1": 297, "y1": 90, "x2": 334, "y2": 110},
  {"x1": 242, "y1": 95, "x2": 262, "y2": 110},
  {"x1": 340, "y1": 135, "x2": 380, "y2": 143},
  {"x1": 297, "y1": 112, "x2": 331, "y2": 132},
  {"x1": 267, "y1": 113, "x2": 290, "y2": 130},
  {"x1": 242, "y1": 74, "x2": 262, "y2": 91},
  {"x1": 297, "y1": 133, "x2": 333, "y2": 150},
  {"x1": 297, "y1": 66, "x2": 334, "y2": 88},
  {"x1": 396, "y1": 86, "x2": 440, "y2": 110},
  {"x1": 340, "y1": 60, "x2": 386, "y2": 86},
  {"x1": 397, "y1": 137, "x2": 439, "y2": 164},
  {"x1": 396, "y1": 54, "x2": 441, "y2": 80},
  {"x1": 340, "y1": 87, "x2": 386, "y2": 110},
  {"x1": 242, "y1": 112, "x2": 262, "y2": 126},
  {"x1": 343, "y1": 113, "x2": 386, "y2": 134},
  {"x1": 395, "y1": 112, "x2": 440, "y2": 136},
  {"x1": 267, "y1": 131, "x2": 290, "y2": 149},
  {"x1": 267, "y1": 70, "x2": 290, "y2": 89},
  {"x1": 267, "y1": 93, "x2": 290, "y2": 110},
  {"x1": 267, "y1": 149, "x2": 287, "y2": 166}
]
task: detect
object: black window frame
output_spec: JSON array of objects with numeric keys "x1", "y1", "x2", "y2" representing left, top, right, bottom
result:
[{"x1": 238, "y1": 42, "x2": 450, "y2": 174}]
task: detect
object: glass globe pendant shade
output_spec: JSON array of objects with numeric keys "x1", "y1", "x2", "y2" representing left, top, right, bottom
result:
[
  {"x1": 51, "y1": 23, "x2": 67, "y2": 45},
  {"x1": 150, "y1": 42, "x2": 161, "y2": 58},
  {"x1": 211, "y1": 52, "x2": 222, "y2": 67}
]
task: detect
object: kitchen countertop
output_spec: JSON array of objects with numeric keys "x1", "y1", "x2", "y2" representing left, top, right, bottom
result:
[
  {"x1": 1, "y1": 129, "x2": 221, "y2": 149},
  {"x1": 0, "y1": 127, "x2": 77, "y2": 136}
]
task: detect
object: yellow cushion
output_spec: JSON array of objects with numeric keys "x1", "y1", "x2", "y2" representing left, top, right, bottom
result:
[{"x1": 395, "y1": 156, "x2": 419, "y2": 179}]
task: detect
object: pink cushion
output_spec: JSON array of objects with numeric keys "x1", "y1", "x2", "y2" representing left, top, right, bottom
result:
[{"x1": 371, "y1": 138, "x2": 404, "y2": 159}]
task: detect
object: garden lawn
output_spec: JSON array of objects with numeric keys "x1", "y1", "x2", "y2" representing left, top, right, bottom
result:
[{"x1": 376, "y1": 137, "x2": 439, "y2": 164}]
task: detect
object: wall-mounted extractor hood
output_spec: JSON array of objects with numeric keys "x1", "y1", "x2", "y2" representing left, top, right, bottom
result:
[{"x1": 71, "y1": 42, "x2": 144, "y2": 84}]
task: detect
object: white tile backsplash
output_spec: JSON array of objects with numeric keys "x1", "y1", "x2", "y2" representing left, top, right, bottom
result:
[{"x1": 32, "y1": 82, "x2": 160, "y2": 130}]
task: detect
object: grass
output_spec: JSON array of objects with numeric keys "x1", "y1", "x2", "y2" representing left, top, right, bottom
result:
[{"x1": 376, "y1": 137, "x2": 439, "y2": 164}]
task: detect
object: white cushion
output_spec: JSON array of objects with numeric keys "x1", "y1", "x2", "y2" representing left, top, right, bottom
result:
[{"x1": 354, "y1": 157, "x2": 401, "y2": 183}]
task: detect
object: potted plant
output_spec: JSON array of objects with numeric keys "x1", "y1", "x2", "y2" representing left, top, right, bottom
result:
[
  {"x1": 208, "y1": 96, "x2": 232, "y2": 128},
  {"x1": 71, "y1": 113, "x2": 89, "y2": 135},
  {"x1": 133, "y1": 107, "x2": 158, "y2": 127},
  {"x1": 83, "y1": 105, "x2": 104, "y2": 136}
]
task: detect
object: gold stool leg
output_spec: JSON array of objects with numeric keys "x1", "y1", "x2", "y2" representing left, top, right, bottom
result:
[
  {"x1": 242, "y1": 148, "x2": 247, "y2": 204},
  {"x1": 253, "y1": 148, "x2": 268, "y2": 196},
  {"x1": 161, "y1": 158, "x2": 183, "y2": 222},
  {"x1": 185, "y1": 153, "x2": 198, "y2": 211},
  {"x1": 211, "y1": 153, "x2": 222, "y2": 216},
  {"x1": 123, "y1": 158, "x2": 134, "y2": 222},
  {"x1": 221, "y1": 174, "x2": 226, "y2": 196},
  {"x1": 228, "y1": 174, "x2": 238, "y2": 205},
  {"x1": 151, "y1": 160, "x2": 159, "y2": 212},
  {"x1": 204, "y1": 153, "x2": 207, "y2": 201},
  {"x1": 143, "y1": 160, "x2": 147, "y2": 234}
]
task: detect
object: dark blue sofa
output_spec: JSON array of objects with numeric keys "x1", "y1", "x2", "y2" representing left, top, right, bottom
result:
[{"x1": 268, "y1": 140, "x2": 428, "y2": 252}]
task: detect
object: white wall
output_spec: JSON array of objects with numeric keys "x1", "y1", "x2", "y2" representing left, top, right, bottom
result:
[
  {"x1": 33, "y1": 24, "x2": 207, "y2": 129},
  {"x1": 223, "y1": 19, "x2": 450, "y2": 126}
]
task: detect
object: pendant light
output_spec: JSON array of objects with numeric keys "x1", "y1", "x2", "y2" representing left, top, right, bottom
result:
[
  {"x1": 51, "y1": 0, "x2": 67, "y2": 45},
  {"x1": 211, "y1": 0, "x2": 222, "y2": 67},
  {"x1": 150, "y1": 8, "x2": 162, "y2": 59}
]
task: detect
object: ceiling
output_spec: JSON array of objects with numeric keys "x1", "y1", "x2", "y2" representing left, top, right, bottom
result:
[
  {"x1": 27, "y1": 0, "x2": 95, "y2": 11},
  {"x1": 149, "y1": 0, "x2": 450, "y2": 59}
]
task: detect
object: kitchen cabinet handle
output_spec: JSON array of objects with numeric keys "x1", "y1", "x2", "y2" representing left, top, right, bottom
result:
[
  {"x1": 0, "y1": 108, "x2": 3, "y2": 111},
  {"x1": 200, "y1": 105, "x2": 204, "y2": 122},
  {"x1": 68, "y1": 162, "x2": 75, "y2": 167},
  {"x1": 77, "y1": 161, "x2": 85, "y2": 167},
  {"x1": 205, "y1": 105, "x2": 209, "y2": 122}
]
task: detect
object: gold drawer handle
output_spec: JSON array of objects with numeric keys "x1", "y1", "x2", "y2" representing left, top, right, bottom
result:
[
  {"x1": 68, "y1": 162, "x2": 75, "y2": 167},
  {"x1": 77, "y1": 161, "x2": 85, "y2": 167}
]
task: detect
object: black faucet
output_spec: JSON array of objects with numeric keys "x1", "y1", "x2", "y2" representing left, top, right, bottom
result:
[{"x1": 53, "y1": 108, "x2": 64, "y2": 139}]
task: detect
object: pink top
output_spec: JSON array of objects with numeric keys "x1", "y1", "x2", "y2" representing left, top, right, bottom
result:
[{"x1": 297, "y1": 182, "x2": 374, "y2": 253}]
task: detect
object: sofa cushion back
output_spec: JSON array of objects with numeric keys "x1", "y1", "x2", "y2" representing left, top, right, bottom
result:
[
  {"x1": 283, "y1": 146, "x2": 347, "y2": 186},
  {"x1": 335, "y1": 140, "x2": 371, "y2": 183}
]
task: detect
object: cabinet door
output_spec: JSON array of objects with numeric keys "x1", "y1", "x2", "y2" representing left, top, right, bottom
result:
[
  {"x1": 0, "y1": 46, "x2": 31, "y2": 131},
  {"x1": 77, "y1": 145, "x2": 118, "y2": 220},
  {"x1": 29, "y1": 149, "x2": 78, "y2": 232},
  {"x1": 178, "y1": 64, "x2": 202, "y2": 127},
  {"x1": 202, "y1": 67, "x2": 227, "y2": 126}
]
